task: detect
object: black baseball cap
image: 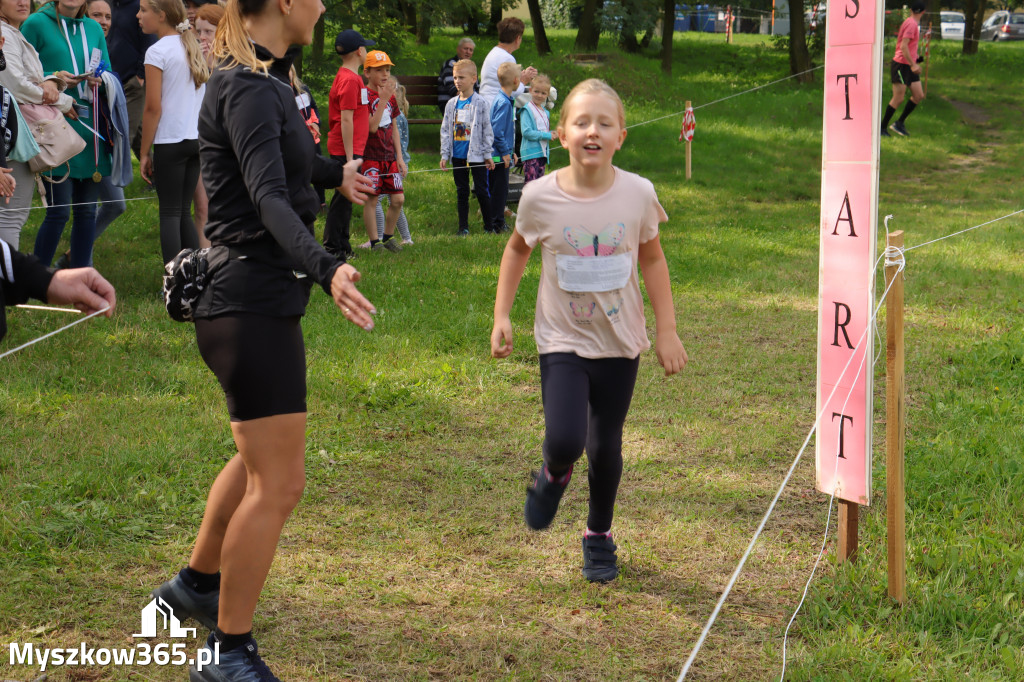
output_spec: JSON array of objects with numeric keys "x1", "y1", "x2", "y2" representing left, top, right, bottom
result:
[
  {"x1": 335, "y1": 29, "x2": 375, "y2": 55},
  {"x1": 910, "y1": 1, "x2": 926, "y2": 12}
]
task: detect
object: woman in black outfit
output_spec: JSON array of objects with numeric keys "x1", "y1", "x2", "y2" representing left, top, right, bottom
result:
[{"x1": 147, "y1": 0, "x2": 375, "y2": 678}]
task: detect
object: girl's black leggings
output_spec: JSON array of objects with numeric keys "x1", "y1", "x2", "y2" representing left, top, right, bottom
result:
[
  {"x1": 153, "y1": 139, "x2": 201, "y2": 263},
  {"x1": 539, "y1": 352, "x2": 640, "y2": 534}
]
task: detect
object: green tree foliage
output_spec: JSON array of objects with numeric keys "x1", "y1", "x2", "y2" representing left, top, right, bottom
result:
[{"x1": 601, "y1": 0, "x2": 661, "y2": 52}]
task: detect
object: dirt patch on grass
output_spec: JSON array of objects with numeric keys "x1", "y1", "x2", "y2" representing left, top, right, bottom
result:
[{"x1": 945, "y1": 98, "x2": 991, "y2": 125}]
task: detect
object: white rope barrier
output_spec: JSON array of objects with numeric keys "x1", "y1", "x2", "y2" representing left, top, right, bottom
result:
[
  {"x1": 676, "y1": 243, "x2": 902, "y2": 680},
  {"x1": 677, "y1": 205, "x2": 1022, "y2": 677},
  {"x1": 0, "y1": 306, "x2": 110, "y2": 361}
]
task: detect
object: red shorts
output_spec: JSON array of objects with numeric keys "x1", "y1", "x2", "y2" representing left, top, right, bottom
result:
[{"x1": 361, "y1": 159, "x2": 404, "y2": 195}]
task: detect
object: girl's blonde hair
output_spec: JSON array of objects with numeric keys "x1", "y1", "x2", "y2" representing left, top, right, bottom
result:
[
  {"x1": 531, "y1": 73, "x2": 552, "y2": 91},
  {"x1": 392, "y1": 78, "x2": 408, "y2": 116},
  {"x1": 212, "y1": 0, "x2": 271, "y2": 75},
  {"x1": 559, "y1": 78, "x2": 625, "y2": 128},
  {"x1": 142, "y1": 0, "x2": 210, "y2": 87}
]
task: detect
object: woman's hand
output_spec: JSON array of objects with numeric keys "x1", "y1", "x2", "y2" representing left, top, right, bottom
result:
[
  {"x1": 83, "y1": 74, "x2": 102, "y2": 87},
  {"x1": 56, "y1": 70, "x2": 84, "y2": 84},
  {"x1": 338, "y1": 158, "x2": 373, "y2": 205},
  {"x1": 64, "y1": 106, "x2": 79, "y2": 121},
  {"x1": 46, "y1": 267, "x2": 117, "y2": 316},
  {"x1": 139, "y1": 154, "x2": 154, "y2": 184},
  {"x1": 40, "y1": 80, "x2": 60, "y2": 104},
  {"x1": 491, "y1": 317, "x2": 513, "y2": 358},
  {"x1": 0, "y1": 167, "x2": 15, "y2": 203},
  {"x1": 330, "y1": 263, "x2": 376, "y2": 331}
]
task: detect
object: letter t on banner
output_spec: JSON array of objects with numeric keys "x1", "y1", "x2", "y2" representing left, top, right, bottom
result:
[{"x1": 815, "y1": 0, "x2": 884, "y2": 508}]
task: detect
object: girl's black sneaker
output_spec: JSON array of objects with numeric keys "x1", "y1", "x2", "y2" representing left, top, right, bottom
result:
[{"x1": 582, "y1": 535, "x2": 619, "y2": 583}]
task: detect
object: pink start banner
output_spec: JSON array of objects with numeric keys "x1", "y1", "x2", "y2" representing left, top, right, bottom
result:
[{"x1": 815, "y1": 0, "x2": 884, "y2": 505}]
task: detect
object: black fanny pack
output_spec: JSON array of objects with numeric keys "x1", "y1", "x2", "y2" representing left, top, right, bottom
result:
[{"x1": 163, "y1": 246, "x2": 231, "y2": 323}]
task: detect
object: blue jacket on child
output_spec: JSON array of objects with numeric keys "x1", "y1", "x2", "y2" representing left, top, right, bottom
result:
[
  {"x1": 490, "y1": 91, "x2": 515, "y2": 159},
  {"x1": 520, "y1": 103, "x2": 553, "y2": 164}
]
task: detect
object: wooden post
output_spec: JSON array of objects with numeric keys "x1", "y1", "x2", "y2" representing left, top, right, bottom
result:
[
  {"x1": 885, "y1": 230, "x2": 906, "y2": 603},
  {"x1": 838, "y1": 500, "x2": 859, "y2": 563},
  {"x1": 685, "y1": 100, "x2": 692, "y2": 180}
]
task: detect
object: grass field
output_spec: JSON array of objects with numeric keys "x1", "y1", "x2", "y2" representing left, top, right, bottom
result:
[{"x1": 1, "y1": 29, "x2": 1022, "y2": 681}]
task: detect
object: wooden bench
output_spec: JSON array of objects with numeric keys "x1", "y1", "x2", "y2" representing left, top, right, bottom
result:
[{"x1": 399, "y1": 75, "x2": 443, "y2": 125}]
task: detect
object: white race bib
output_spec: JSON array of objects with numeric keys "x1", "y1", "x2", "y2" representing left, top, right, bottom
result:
[
  {"x1": 295, "y1": 92, "x2": 311, "y2": 110},
  {"x1": 456, "y1": 107, "x2": 469, "y2": 124},
  {"x1": 88, "y1": 47, "x2": 101, "y2": 74},
  {"x1": 360, "y1": 88, "x2": 368, "y2": 105},
  {"x1": 555, "y1": 253, "x2": 632, "y2": 293},
  {"x1": 380, "y1": 104, "x2": 392, "y2": 128}
]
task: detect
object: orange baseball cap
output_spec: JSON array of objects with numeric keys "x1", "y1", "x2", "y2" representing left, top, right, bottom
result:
[{"x1": 364, "y1": 50, "x2": 395, "y2": 69}]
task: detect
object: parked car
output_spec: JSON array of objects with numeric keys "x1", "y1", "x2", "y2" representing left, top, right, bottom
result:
[
  {"x1": 979, "y1": 11, "x2": 1024, "y2": 41},
  {"x1": 940, "y1": 11, "x2": 965, "y2": 40}
]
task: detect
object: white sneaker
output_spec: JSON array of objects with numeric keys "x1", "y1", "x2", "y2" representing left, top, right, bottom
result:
[{"x1": 357, "y1": 241, "x2": 371, "y2": 249}]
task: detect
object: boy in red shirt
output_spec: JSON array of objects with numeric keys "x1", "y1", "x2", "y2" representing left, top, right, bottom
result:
[
  {"x1": 323, "y1": 29, "x2": 375, "y2": 259},
  {"x1": 360, "y1": 51, "x2": 407, "y2": 252},
  {"x1": 881, "y1": 2, "x2": 926, "y2": 138}
]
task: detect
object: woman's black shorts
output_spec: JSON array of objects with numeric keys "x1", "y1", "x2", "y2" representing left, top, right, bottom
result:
[
  {"x1": 195, "y1": 314, "x2": 306, "y2": 422},
  {"x1": 890, "y1": 60, "x2": 920, "y2": 85}
]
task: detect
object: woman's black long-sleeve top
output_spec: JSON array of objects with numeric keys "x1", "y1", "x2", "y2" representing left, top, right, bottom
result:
[{"x1": 197, "y1": 44, "x2": 346, "y2": 318}]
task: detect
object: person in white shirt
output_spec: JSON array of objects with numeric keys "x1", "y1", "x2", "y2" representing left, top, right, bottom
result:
[
  {"x1": 478, "y1": 17, "x2": 536, "y2": 104},
  {"x1": 137, "y1": 0, "x2": 209, "y2": 263}
]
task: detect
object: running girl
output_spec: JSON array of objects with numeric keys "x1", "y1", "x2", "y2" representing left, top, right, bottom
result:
[{"x1": 491, "y1": 78, "x2": 688, "y2": 582}]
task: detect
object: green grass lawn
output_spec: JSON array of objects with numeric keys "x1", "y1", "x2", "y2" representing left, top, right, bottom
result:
[{"x1": 1, "y1": 29, "x2": 1022, "y2": 681}]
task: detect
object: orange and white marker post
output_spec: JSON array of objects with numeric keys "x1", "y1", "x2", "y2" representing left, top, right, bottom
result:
[
  {"x1": 923, "y1": 24, "x2": 932, "y2": 95},
  {"x1": 679, "y1": 102, "x2": 695, "y2": 179},
  {"x1": 726, "y1": 6, "x2": 734, "y2": 43}
]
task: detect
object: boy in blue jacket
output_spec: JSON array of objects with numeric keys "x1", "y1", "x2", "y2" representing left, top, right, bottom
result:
[{"x1": 487, "y1": 62, "x2": 520, "y2": 234}]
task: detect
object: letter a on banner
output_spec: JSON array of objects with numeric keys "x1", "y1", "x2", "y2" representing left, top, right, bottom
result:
[{"x1": 815, "y1": 0, "x2": 884, "y2": 505}]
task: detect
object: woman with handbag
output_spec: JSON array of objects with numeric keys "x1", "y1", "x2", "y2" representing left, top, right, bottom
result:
[
  {"x1": 146, "y1": 0, "x2": 376, "y2": 677},
  {"x1": 0, "y1": 0, "x2": 78, "y2": 248},
  {"x1": 22, "y1": 0, "x2": 112, "y2": 268}
]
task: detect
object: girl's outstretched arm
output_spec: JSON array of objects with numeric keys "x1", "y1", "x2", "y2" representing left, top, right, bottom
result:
[
  {"x1": 638, "y1": 235, "x2": 688, "y2": 375},
  {"x1": 491, "y1": 230, "x2": 533, "y2": 358}
]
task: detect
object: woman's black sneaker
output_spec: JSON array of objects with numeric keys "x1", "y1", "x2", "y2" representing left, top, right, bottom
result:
[
  {"x1": 151, "y1": 573, "x2": 219, "y2": 631},
  {"x1": 189, "y1": 633, "x2": 280, "y2": 682}
]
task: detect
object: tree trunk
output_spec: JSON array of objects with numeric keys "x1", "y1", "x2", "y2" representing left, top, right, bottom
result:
[
  {"x1": 312, "y1": 15, "x2": 325, "y2": 69},
  {"x1": 640, "y1": 27, "x2": 654, "y2": 49},
  {"x1": 490, "y1": 0, "x2": 503, "y2": 33},
  {"x1": 575, "y1": 0, "x2": 604, "y2": 52},
  {"x1": 661, "y1": 0, "x2": 674, "y2": 74},
  {"x1": 962, "y1": 0, "x2": 983, "y2": 55},
  {"x1": 788, "y1": 0, "x2": 813, "y2": 81},
  {"x1": 416, "y1": 12, "x2": 431, "y2": 45},
  {"x1": 401, "y1": 0, "x2": 417, "y2": 36},
  {"x1": 619, "y1": 27, "x2": 641, "y2": 52},
  {"x1": 526, "y1": 0, "x2": 551, "y2": 55}
]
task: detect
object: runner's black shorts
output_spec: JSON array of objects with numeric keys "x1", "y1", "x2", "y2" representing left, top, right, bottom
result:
[
  {"x1": 195, "y1": 313, "x2": 306, "y2": 422},
  {"x1": 890, "y1": 60, "x2": 920, "y2": 85}
]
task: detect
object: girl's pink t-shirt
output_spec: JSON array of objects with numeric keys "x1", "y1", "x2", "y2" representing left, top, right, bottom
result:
[{"x1": 515, "y1": 167, "x2": 668, "y2": 360}]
